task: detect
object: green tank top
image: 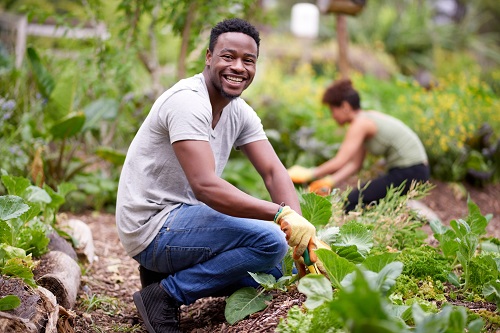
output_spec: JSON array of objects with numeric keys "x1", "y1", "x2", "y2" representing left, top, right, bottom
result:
[{"x1": 362, "y1": 111, "x2": 427, "y2": 169}]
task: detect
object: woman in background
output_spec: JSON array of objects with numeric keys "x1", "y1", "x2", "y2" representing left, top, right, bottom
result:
[{"x1": 288, "y1": 79, "x2": 430, "y2": 212}]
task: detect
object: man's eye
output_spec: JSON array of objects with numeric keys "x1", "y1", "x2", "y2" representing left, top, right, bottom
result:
[
  {"x1": 221, "y1": 55, "x2": 232, "y2": 60},
  {"x1": 244, "y1": 58, "x2": 255, "y2": 64}
]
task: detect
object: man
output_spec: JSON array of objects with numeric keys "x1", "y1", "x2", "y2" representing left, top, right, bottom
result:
[{"x1": 116, "y1": 18, "x2": 318, "y2": 333}]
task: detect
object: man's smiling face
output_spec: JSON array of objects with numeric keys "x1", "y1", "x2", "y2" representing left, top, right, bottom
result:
[{"x1": 205, "y1": 32, "x2": 258, "y2": 100}]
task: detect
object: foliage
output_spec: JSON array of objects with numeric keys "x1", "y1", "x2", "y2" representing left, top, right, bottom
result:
[
  {"x1": 391, "y1": 69, "x2": 500, "y2": 183},
  {"x1": 243, "y1": 56, "x2": 500, "y2": 188},
  {"x1": 348, "y1": 0, "x2": 500, "y2": 76},
  {"x1": 226, "y1": 185, "x2": 499, "y2": 330},
  {"x1": 397, "y1": 246, "x2": 450, "y2": 282},
  {"x1": 0, "y1": 172, "x2": 75, "y2": 287},
  {"x1": 430, "y1": 198, "x2": 499, "y2": 294},
  {"x1": 224, "y1": 287, "x2": 272, "y2": 325},
  {"x1": 0, "y1": 294, "x2": 21, "y2": 311}
]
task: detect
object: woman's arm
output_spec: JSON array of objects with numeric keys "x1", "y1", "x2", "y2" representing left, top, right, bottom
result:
[
  {"x1": 313, "y1": 116, "x2": 375, "y2": 178},
  {"x1": 328, "y1": 148, "x2": 366, "y2": 185}
]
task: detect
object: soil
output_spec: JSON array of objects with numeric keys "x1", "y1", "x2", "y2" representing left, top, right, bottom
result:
[{"x1": 68, "y1": 179, "x2": 500, "y2": 333}]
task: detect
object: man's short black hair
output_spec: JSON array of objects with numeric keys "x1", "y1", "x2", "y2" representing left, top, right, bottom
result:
[{"x1": 209, "y1": 18, "x2": 260, "y2": 55}]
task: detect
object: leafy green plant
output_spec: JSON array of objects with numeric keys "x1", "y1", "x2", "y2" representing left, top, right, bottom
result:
[
  {"x1": 229, "y1": 187, "x2": 497, "y2": 330},
  {"x1": 26, "y1": 47, "x2": 123, "y2": 190},
  {"x1": 430, "y1": 198, "x2": 497, "y2": 291},
  {"x1": 224, "y1": 250, "x2": 297, "y2": 324},
  {"x1": 81, "y1": 293, "x2": 120, "y2": 315},
  {"x1": 0, "y1": 172, "x2": 75, "y2": 286}
]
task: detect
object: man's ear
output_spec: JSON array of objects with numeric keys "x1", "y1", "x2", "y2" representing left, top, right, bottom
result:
[{"x1": 205, "y1": 48, "x2": 212, "y2": 66}]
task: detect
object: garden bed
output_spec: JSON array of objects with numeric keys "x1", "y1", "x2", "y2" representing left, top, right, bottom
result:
[{"x1": 67, "y1": 179, "x2": 500, "y2": 333}]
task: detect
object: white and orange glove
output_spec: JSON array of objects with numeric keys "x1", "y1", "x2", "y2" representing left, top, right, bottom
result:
[
  {"x1": 308, "y1": 175, "x2": 335, "y2": 196},
  {"x1": 287, "y1": 165, "x2": 315, "y2": 184},
  {"x1": 274, "y1": 206, "x2": 317, "y2": 260}
]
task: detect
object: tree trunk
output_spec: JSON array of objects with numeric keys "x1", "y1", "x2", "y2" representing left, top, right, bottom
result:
[
  {"x1": 177, "y1": 2, "x2": 197, "y2": 80},
  {"x1": 336, "y1": 14, "x2": 349, "y2": 79}
]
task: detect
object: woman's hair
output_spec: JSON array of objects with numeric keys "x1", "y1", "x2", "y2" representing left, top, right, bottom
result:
[
  {"x1": 322, "y1": 79, "x2": 361, "y2": 109},
  {"x1": 209, "y1": 18, "x2": 261, "y2": 56}
]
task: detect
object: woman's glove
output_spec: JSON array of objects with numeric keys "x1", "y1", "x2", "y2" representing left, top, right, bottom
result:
[
  {"x1": 308, "y1": 175, "x2": 335, "y2": 196},
  {"x1": 295, "y1": 239, "x2": 331, "y2": 278},
  {"x1": 287, "y1": 165, "x2": 315, "y2": 183},
  {"x1": 274, "y1": 206, "x2": 317, "y2": 260}
]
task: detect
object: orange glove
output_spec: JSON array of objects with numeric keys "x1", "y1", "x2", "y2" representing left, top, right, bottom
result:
[
  {"x1": 295, "y1": 239, "x2": 331, "y2": 278},
  {"x1": 308, "y1": 175, "x2": 335, "y2": 196},
  {"x1": 274, "y1": 206, "x2": 316, "y2": 260},
  {"x1": 287, "y1": 165, "x2": 315, "y2": 183}
]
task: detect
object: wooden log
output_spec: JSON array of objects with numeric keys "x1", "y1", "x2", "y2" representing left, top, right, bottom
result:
[
  {"x1": 34, "y1": 251, "x2": 81, "y2": 309},
  {"x1": 59, "y1": 218, "x2": 95, "y2": 265},
  {"x1": 0, "y1": 278, "x2": 58, "y2": 333},
  {"x1": 47, "y1": 231, "x2": 78, "y2": 262}
]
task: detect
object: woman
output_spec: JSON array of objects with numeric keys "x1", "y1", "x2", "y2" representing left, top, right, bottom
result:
[{"x1": 288, "y1": 79, "x2": 430, "y2": 212}]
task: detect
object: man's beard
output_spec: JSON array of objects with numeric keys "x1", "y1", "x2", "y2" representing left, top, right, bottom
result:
[
  {"x1": 213, "y1": 79, "x2": 241, "y2": 100},
  {"x1": 220, "y1": 88, "x2": 240, "y2": 100}
]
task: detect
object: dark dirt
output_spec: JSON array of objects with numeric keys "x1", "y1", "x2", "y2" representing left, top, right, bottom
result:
[{"x1": 68, "y1": 179, "x2": 500, "y2": 333}]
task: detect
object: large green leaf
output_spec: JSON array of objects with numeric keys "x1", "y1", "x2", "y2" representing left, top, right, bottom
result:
[
  {"x1": 483, "y1": 280, "x2": 500, "y2": 308},
  {"x1": 45, "y1": 68, "x2": 78, "y2": 124},
  {"x1": 224, "y1": 287, "x2": 272, "y2": 325},
  {"x1": 335, "y1": 221, "x2": 373, "y2": 257},
  {"x1": 25, "y1": 186, "x2": 51, "y2": 204},
  {"x1": 331, "y1": 268, "x2": 407, "y2": 333},
  {"x1": 316, "y1": 248, "x2": 356, "y2": 289},
  {"x1": 0, "y1": 195, "x2": 29, "y2": 221},
  {"x1": 0, "y1": 295, "x2": 21, "y2": 311},
  {"x1": 297, "y1": 274, "x2": 332, "y2": 309},
  {"x1": 300, "y1": 193, "x2": 332, "y2": 228},
  {"x1": 95, "y1": 146, "x2": 126, "y2": 166},
  {"x1": 0, "y1": 244, "x2": 26, "y2": 261},
  {"x1": 466, "y1": 199, "x2": 488, "y2": 236},
  {"x1": 1, "y1": 175, "x2": 30, "y2": 197},
  {"x1": 50, "y1": 111, "x2": 86, "y2": 139},
  {"x1": 341, "y1": 262, "x2": 403, "y2": 297},
  {"x1": 83, "y1": 98, "x2": 119, "y2": 131},
  {"x1": 362, "y1": 253, "x2": 399, "y2": 273},
  {"x1": 374, "y1": 262, "x2": 403, "y2": 296},
  {"x1": 332, "y1": 244, "x2": 365, "y2": 264},
  {"x1": 26, "y1": 47, "x2": 55, "y2": 98}
]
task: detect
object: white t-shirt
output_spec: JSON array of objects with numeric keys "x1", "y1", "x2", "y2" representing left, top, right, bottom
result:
[{"x1": 116, "y1": 73, "x2": 267, "y2": 257}]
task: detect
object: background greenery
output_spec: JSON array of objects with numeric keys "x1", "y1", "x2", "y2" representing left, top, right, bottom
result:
[{"x1": 1, "y1": 0, "x2": 499, "y2": 210}]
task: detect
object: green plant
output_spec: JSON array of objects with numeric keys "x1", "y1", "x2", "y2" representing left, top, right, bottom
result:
[
  {"x1": 0, "y1": 295, "x2": 21, "y2": 311},
  {"x1": 430, "y1": 198, "x2": 497, "y2": 291},
  {"x1": 81, "y1": 293, "x2": 120, "y2": 315},
  {"x1": 0, "y1": 172, "x2": 75, "y2": 287}
]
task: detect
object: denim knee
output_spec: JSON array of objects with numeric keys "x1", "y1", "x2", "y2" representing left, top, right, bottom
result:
[{"x1": 260, "y1": 226, "x2": 289, "y2": 267}]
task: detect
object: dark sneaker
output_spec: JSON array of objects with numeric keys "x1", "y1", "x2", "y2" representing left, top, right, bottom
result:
[
  {"x1": 139, "y1": 265, "x2": 169, "y2": 288},
  {"x1": 133, "y1": 283, "x2": 181, "y2": 333}
]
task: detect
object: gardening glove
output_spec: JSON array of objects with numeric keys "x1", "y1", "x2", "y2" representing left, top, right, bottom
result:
[
  {"x1": 274, "y1": 206, "x2": 317, "y2": 260},
  {"x1": 295, "y1": 239, "x2": 331, "y2": 278},
  {"x1": 287, "y1": 165, "x2": 315, "y2": 184},
  {"x1": 308, "y1": 175, "x2": 335, "y2": 196}
]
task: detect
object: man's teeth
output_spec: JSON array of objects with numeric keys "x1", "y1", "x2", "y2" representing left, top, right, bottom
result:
[{"x1": 227, "y1": 76, "x2": 242, "y2": 83}]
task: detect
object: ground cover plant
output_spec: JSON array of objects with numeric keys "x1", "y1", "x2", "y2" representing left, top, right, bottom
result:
[
  {"x1": 0, "y1": 172, "x2": 74, "y2": 310},
  {"x1": 222, "y1": 183, "x2": 500, "y2": 332}
]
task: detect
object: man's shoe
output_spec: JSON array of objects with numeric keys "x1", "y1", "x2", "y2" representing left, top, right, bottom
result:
[
  {"x1": 139, "y1": 265, "x2": 169, "y2": 288},
  {"x1": 133, "y1": 283, "x2": 181, "y2": 333}
]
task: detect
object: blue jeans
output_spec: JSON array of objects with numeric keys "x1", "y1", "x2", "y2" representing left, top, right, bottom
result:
[{"x1": 133, "y1": 204, "x2": 289, "y2": 305}]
